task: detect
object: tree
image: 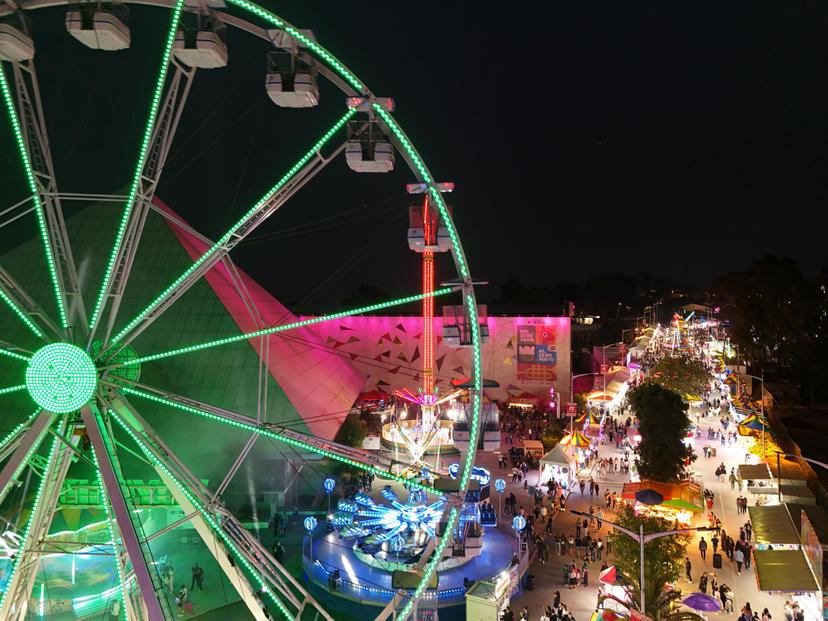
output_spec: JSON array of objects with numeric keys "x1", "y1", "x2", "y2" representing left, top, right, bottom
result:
[
  {"x1": 541, "y1": 421, "x2": 565, "y2": 450},
  {"x1": 709, "y1": 255, "x2": 813, "y2": 375},
  {"x1": 334, "y1": 412, "x2": 367, "y2": 448},
  {"x1": 629, "y1": 383, "x2": 690, "y2": 482},
  {"x1": 574, "y1": 391, "x2": 588, "y2": 416},
  {"x1": 605, "y1": 506, "x2": 700, "y2": 621},
  {"x1": 649, "y1": 353, "x2": 708, "y2": 399}
]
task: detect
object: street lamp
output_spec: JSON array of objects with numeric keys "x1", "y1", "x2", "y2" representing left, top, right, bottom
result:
[
  {"x1": 571, "y1": 510, "x2": 714, "y2": 615},
  {"x1": 512, "y1": 515, "x2": 526, "y2": 554},
  {"x1": 621, "y1": 327, "x2": 639, "y2": 344},
  {"x1": 304, "y1": 516, "x2": 318, "y2": 566},
  {"x1": 569, "y1": 372, "x2": 600, "y2": 438},
  {"x1": 495, "y1": 478, "x2": 506, "y2": 518},
  {"x1": 740, "y1": 372, "x2": 766, "y2": 457}
]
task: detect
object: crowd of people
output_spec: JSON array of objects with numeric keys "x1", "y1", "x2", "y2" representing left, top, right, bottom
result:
[{"x1": 501, "y1": 323, "x2": 799, "y2": 621}]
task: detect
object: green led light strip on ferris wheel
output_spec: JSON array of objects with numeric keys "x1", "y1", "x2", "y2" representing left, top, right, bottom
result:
[
  {"x1": 0, "y1": 385, "x2": 26, "y2": 397},
  {"x1": 89, "y1": 444, "x2": 128, "y2": 621},
  {"x1": 0, "y1": 408, "x2": 41, "y2": 455},
  {"x1": 107, "y1": 408, "x2": 294, "y2": 620},
  {"x1": 371, "y1": 104, "x2": 469, "y2": 281},
  {"x1": 223, "y1": 0, "x2": 366, "y2": 94},
  {"x1": 88, "y1": 0, "x2": 186, "y2": 335},
  {"x1": 0, "y1": 347, "x2": 29, "y2": 363},
  {"x1": 108, "y1": 109, "x2": 356, "y2": 349},
  {"x1": 0, "y1": 67, "x2": 68, "y2": 330},
  {"x1": 0, "y1": 286, "x2": 45, "y2": 340},
  {"x1": 0, "y1": 433, "x2": 60, "y2": 613},
  {"x1": 119, "y1": 386, "x2": 442, "y2": 496},
  {"x1": 118, "y1": 288, "x2": 452, "y2": 367}
]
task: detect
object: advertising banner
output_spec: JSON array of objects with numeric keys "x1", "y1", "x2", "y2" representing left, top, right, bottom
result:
[{"x1": 516, "y1": 322, "x2": 558, "y2": 384}]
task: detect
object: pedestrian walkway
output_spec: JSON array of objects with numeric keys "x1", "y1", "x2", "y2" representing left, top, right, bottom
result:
[{"x1": 509, "y1": 404, "x2": 789, "y2": 621}]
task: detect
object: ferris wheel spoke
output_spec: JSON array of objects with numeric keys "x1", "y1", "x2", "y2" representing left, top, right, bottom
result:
[
  {"x1": 81, "y1": 406, "x2": 172, "y2": 620},
  {"x1": 89, "y1": 62, "x2": 197, "y2": 349},
  {"x1": 112, "y1": 287, "x2": 453, "y2": 367},
  {"x1": 115, "y1": 384, "x2": 438, "y2": 494},
  {"x1": 106, "y1": 400, "x2": 316, "y2": 621},
  {"x1": 0, "y1": 264, "x2": 61, "y2": 340},
  {"x1": 0, "y1": 61, "x2": 78, "y2": 332},
  {"x1": 87, "y1": 0, "x2": 187, "y2": 344},
  {"x1": 88, "y1": 444, "x2": 135, "y2": 621},
  {"x1": 105, "y1": 109, "x2": 356, "y2": 356},
  {"x1": 0, "y1": 417, "x2": 79, "y2": 618}
]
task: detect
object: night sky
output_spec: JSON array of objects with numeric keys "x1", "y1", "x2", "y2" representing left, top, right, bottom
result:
[{"x1": 2, "y1": 1, "x2": 828, "y2": 312}]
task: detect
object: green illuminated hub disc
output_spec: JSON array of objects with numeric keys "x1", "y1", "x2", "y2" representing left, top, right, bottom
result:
[{"x1": 25, "y1": 344, "x2": 97, "y2": 413}]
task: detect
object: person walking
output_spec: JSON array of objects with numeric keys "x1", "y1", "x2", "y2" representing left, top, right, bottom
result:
[
  {"x1": 735, "y1": 547, "x2": 745, "y2": 575},
  {"x1": 191, "y1": 563, "x2": 201, "y2": 590},
  {"x1": 685, "y1": 556, "x2": 692, "y2": 581},
  {"x1": 711, "y1": 534, "x2": 719, "y2": 555},
  {"x1": 699, "y1": 572, "x2": 708, "y2": 594},
  {"x1": 699, "y1": 537, "x2": 708, "y2": 561}
]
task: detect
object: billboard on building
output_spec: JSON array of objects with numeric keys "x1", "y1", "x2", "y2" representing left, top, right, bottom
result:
[{"x1": 516, "y1": 320, "x2": 558, "y2": 384}]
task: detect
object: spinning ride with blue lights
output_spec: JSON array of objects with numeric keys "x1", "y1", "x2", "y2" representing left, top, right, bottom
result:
[{"x1": 335, "y1": 487, "x2": 446, "y2": 556}]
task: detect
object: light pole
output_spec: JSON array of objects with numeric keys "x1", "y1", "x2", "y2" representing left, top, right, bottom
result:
[
  {"x1": 569, "y1": 372, "x2": 600, "y2": 438},
  {"x1": 512, "y1": 515, "x2": 526, "y2": 555},
  {"x1": 740, "y1": 372, "x2": 766, "y2": 458},
  {"x1": 571, "y1": 510, "x2": 714, "y2": 615},
  {"x1": 304, "y1": 516, "x2": 318, "y2": 567},
  {"x1": 495, "y1": 478, "x2": 506, "y2": 518},
  {"x1": 621, "y1": 327, "x2": 639, "y2": 344}
]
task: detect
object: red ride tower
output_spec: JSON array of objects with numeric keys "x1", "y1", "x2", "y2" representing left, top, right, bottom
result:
[{"x1": 407, "y1": 183, "x2": 453, "y2": 397}]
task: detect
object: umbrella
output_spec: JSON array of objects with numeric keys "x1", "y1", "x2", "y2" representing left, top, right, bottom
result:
[
  {"x1": 591, "y1": 611, "x2": 622, "y2": 621},
  {"x1": 559, "y1": 430, "x2": 591, "y2": 448},
  {"x1": 635, "y1": 489, "x2": 665, "y2": 505},
  {"x1": 598, "y1": 565, "x2": 617, "y2": 584},
  {"x1": 682, "y1": 592, "x2": 722, "y2": 612}
]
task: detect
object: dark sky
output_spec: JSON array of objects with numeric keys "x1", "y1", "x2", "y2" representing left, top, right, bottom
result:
[{"x1": 2, "y1": 1, "x2": 828, "y2": 312}]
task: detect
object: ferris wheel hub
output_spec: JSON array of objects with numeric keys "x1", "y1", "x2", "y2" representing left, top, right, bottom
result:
[{"x1": 25, "y1": 343, "x2": 97, "y2": 413}]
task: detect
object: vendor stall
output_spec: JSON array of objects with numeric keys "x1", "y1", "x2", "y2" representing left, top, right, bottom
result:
[
  {"x1": 507, "y1": 392, "x2": 539, "y2": 409},
  {"x1": 540, "y1": 444, "x2": 576, "y2": 492},
  {"x1": 559, "y1": 430, "x2": 593, "y2": 472},
  {"x1": 520, "y1": 439, "x2": 545, "y2": 461}
]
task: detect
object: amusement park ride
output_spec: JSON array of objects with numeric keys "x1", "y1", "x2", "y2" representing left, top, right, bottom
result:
[{"x1": 0, "y1": 3, "x2": 488, "y2": 621}]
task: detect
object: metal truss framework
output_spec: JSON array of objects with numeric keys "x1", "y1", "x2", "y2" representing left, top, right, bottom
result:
[
  {"x1": 2, "y1": 60, "x2": 85, "y2": 333},
  {"x1": 90, "y1": 62, "x2": 197, "y2": 350},
  {"x1": 0, "y1": 1, "x2": 483, "y2": 620}
]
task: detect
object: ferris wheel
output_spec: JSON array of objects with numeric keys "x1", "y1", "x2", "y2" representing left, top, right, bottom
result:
[{"x1": 0, "y1": 2, "x2": 483, "y2": 620}]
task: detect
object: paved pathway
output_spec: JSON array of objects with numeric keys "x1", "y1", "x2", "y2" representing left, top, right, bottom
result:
[{"x1": 507, "y1": 402, "x2": 790, "y2": 621}]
